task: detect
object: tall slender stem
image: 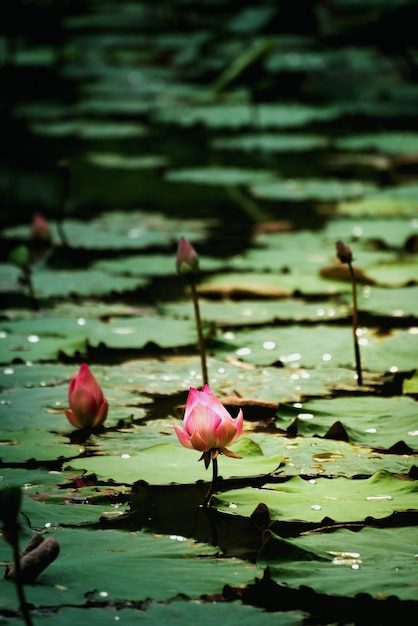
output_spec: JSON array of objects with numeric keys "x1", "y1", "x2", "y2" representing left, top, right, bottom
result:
[
  {"x1": 12, "y1": 539, "x2": 33, "y2": 626},
  {"x1": 203, "y1": 455, "x2": 218, "y2": 507},
  {"x1": 23, "y1": 267, "x2": 39, "y2": 311},
  {"x1": 57, "y1": 160, "x2": 69, "y2": 248},
  {"x1": 348, "y1": 263, "x2": 363, "y2": 386},
  {"x1": 190, "y1": 280, "x2": 209, "y2": 386}
]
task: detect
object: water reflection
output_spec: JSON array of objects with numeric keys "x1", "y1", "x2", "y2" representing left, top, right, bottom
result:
[{"x1": 127, "y1": 482, "x2": 265, "y2": 560}]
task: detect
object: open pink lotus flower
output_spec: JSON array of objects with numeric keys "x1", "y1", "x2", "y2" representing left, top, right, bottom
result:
[
  {"x1": 65, "y1": 364, "x2": 108, "y2": 429},
  {"x1": 174, "y1": 384, "x2": 243, "y2": 468}
]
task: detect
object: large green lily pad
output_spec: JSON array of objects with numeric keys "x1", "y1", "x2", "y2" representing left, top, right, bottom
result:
[
  {"x1": 249, "y1": 433, "x2": 415, "y2": 477},
  {"x1": 2, "y1": 211, "x2": 208, "y2": 251},
  {"x1": 0, "y1": 314, "x2": 198, "y2": 363},
  {"x1": 66, "y1": 438, "x2": 284, "y2": 484},
  {"x1": 154, "y1": 102, "x2": 342, "y2": 129},
  {"x1": 216, "y1": 324, "x2": 418, "y2": 372},
  {"x1": 258, "y1": 526, "x2": 418, "y2": 601},
  {"x1": 250, "y1": 178, "x2": 374, "y2": 203},
  {"x1": 276, "y1": 395, "x2": 418, "y2": 450},
  {"x1": 215, "y1": 470, "x2": 418, "y2": 523},
  {"x1": 0, "y1": 527, "x2": 261, "y2": 610},
  {"x1": 213, "y1": 133, "x2": 329, "y2": 153},
  {"x1": 27, "y1": 603, "x2": 305, "y2": 626}
]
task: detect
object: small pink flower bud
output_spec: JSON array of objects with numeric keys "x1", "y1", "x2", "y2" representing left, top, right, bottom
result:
[
  {"x1": 176, "y1": 237, "x2": 199, "y2": 276},
  {"x1": 336, "y1": 240, "x2": 353, "y2": 264},
  {"x1": 31, "y1": 214, "x2": 51, "y2": 243},
  {"x1": 65, "y1": 364, "x2": 108, "y2": 429},
  {"x1": 174, "y1": 385, "x2": 243, "y2": 467}
]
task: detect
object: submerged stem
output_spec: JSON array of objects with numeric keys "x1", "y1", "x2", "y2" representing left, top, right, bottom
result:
[
  {"x1": 23, "y1": 266, "x2": 39, "y2": 312},
  {"x1": 203, "y1": 455, "x2": 218, "y2": 507},
  {"x1": 348, "y1": 262, "x2": 363, "y2": 386},
  {"x1": 190, "y1": 280, "x2": 209, "y2": 386}
]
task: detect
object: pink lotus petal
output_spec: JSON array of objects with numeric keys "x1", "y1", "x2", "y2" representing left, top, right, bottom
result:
[
  {"x1": 65, "y1": 364, "x2": 108, "y2": 430},
  {"x1": 174, "y1": 385, "x2": 244, "y2": 460},
  {"x1": 220, "y1": 447, "x2": 242, "y2": 460},
  {"x1": 64, "y1": 409, "x2": 82, "y2": 429},
  {"x1": 214, "y1": 418, "x2": 238, "y2": 449},
  {"x1": 92, "y1": 399, "x2": 109, "y2": 428},
  {"x1": 174, "y1": 424, "x2": 194, "y2": 449}
]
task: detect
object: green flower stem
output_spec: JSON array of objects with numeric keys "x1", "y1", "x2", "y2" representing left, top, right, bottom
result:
[
  {"x1": 12, "y1": 537, "x2": 33, "y2": 626},
  {"x1": 57, "y1": 160, "x2": 69, "y2": 248},
  {"x1": 348, "y1": 262, "x2": 363, "y2": 386},
  {"x1": 203, "y1": 455, "x2": 218, "y2": 507},
  {"x1": 23, "y1": 266, "x2": 39, "y2": 312},
  {"x1": 190, "y1": 280, "x2": 209, "y2": 386}
]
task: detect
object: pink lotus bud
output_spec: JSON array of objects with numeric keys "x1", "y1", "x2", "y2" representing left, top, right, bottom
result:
[
  {"x1": 336, "y1": 240, "x2": 353, "y2": 264},
  {"x1": 31, "y1": 214, "x2": 51, "y2": 242},
  {"x1": 176, "y1": 237, "x2": 199, "y2": 276},
  {"x1": 174, "y1": 385, "x2": 243, "y2": 467},
  {"x1": 65, "y1": 364, "x2": 108, "y2": 429}
]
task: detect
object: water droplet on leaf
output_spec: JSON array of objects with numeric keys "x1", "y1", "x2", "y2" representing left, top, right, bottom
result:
[
  {"x1": 366, "y1": 495, "x2": 393, "y2": 501},
  {"x1": 312, "y1": 452, "x2": 344, "y2": 462}
]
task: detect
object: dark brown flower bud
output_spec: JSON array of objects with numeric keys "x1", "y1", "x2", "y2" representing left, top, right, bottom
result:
[{"x1": 336, "y1": 240, "x2": 353, "y2": 264}]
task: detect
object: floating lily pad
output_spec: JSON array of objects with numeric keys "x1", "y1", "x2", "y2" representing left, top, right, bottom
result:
[
  {"x1": 215, "y1": 470, "x2": 418, "y2": 523},
  {"x1": 165, "y1": 166, "x2": 277, "y2": 187},
  {"x1": 250, "y1": 433, "x2": 415, "y2": 477},
  {"x1": 213, "y1": 133, "x2": 329, "y2": 153},
  {"x1": 0, "y1": 382, "x2": 147, "y2": 432},
  {"x1": 266, "y1": 45, "x2": 389, "y2": 74},
  {"x1": 336, "y1": 184, "x2": 418, "y2": 218},
  {"x1": 93, "y1": 253, "x2": 225, "y2": 277},
  {"x1": 86, "y1": 152, "x2": 169, "y2": 170},
  {"x1": 0, "y1": 358, "x2": 357, "y2": 409},
  {"x1": 360, "y1": 258, "x2": 418, "y2": 287},
  {"x1": 2, "y1": 211, "x2": 208, "y2": 251},
  {"x1": 258, "y1": 526, "x2": 418, "y2": 601},
  {"x1": 0, "y1": 314, "x2": 198, "y2": 363},
  {"x1": 24, "y1": 602, "x2": 305, "y2": 626},
  {"x1": 276, "y1": 395, "x2": 418, "y2": 450},
  {"x1": 67, "y1": 438, "x2": 284, "y2": 484},
  {"x1": 217, "y1": 324, "x2": 418, "y2": 372},
  {"x1": 356, "y1": 286, "x2": 418, "y2": 319},
  {"x1": 251, "y1": 178, "x2": 374, "y2": 203},
  {"x1": 0, "y1": 527, "x2": 260, "y2": 610},
  {"x1": 0, "y1": 316, "x2": 89, "y2": 363},
  {"x1": 162, "y1": 298, "x2": 348, "y2": 326},
  {"x1": 197, "y1": 271, "x2": 351, "y2": 298},
  {"x1": 323, "y1": 216, "x2": 418, "y2": 248},
  {"x1": 29, "y1": 119, "x2": 149, "y2": 139},
  {"x1": 30, "y1": 268, "x2": 148, "y2": 298},
  {"x1": 335, "y1": 132, "x2": 418, "y2": 155},
  {"x1": 0, "y1": 428, "x2": 81, "y2": 464},
  {"x1": 154, "y1": 102, "x2": 342, "y2": 129}
]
